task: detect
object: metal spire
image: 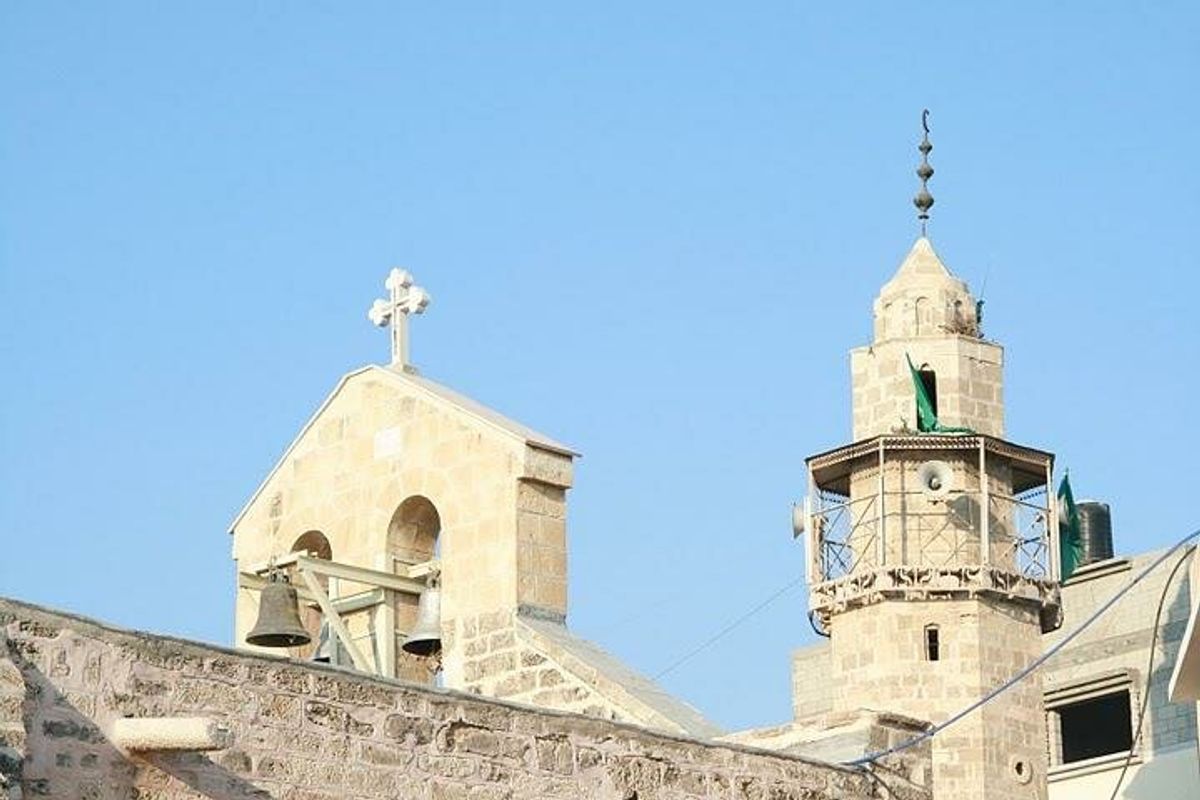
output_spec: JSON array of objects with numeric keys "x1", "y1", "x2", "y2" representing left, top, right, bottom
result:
[{"x1": 914, "y1": 109, "x2": 934, "y2": 236}]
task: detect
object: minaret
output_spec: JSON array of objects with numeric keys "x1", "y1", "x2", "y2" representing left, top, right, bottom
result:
[{"x1": 802, "y1": 113, "x2": 1061, "y2": 799}]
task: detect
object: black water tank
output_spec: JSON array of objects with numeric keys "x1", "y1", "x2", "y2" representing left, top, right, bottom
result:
[{"x1": 1077, "y1": 501, "x2": 1114, "y2": 565}]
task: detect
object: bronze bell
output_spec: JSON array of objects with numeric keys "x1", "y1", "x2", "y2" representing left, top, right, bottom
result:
[
  {"x1": 402, "y1": 577, "x2": 441, "y2": 657},
  {"x1": 246, "y1": 572, "x2": 312, "y2": 648}
]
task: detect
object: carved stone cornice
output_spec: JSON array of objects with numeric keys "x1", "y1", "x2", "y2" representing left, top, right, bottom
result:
[{"x1": 809, "y1": 565, "x2": 1062, "y2": 633}]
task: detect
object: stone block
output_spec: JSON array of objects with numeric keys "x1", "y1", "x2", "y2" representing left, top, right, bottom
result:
[
  {"x1": 493, "y1": 672, "x2": 537, "y2": 699},
  {"x1": 489, "y1": 631, "x2": 515, "y2": 652},
  {"x1": 430, "y1": 780, "x2": 472, "y2": 800},
  {"x1": 476, "y1": 653, "x2": 516, "y2": 678},
  {"x1": 477, "y1": 612, "x2": 511, "y2": 636},
  {"x1": 335, "y1": 677, "x2": 397, "y2": 709},
  {"x1": 519, "y1": 650, "x2": 546, "y2": 668},
  {"x1": 538, "y1": 669, "x2": 563, "y2": 688},
  {"x1": 420, "y1": 754, "x2": 477, "y2": 780},
  {"x1": 534, "y1": 736, "x2": 574, "y2": 775}
]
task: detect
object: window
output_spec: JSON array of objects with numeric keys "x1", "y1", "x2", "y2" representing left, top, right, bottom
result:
[
  {"x1": 1045, "y1": 672, "x2": 1136, "y2": 771},
  {"x1": 924, "y1": 625, "x2": 940, "y2": 661},
  {"x1": 1057, "y1": 691, "x2": 1132, "y2": 763},
  {"x1": 917, "y1": 367, "x2": 938, "y2": 419}
]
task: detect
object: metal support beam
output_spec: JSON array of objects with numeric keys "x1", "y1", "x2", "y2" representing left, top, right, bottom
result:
[
  {"x1": 243, "y1": 551, "x2": 302, "y2": 576},
  {"x1": 404, "y1": 559, "x2": 441, "y2": 580},
  {"x1": 807, "y1": 467, "x2": 819, "y2": 583},
  {"x1": 876, "y1": 438, "x2": 886, "y2": 566},
  {"x1": 979, "y1": 437, "x2": 990, "y2": 565},
  {"x1": 297, "y1": 568, "x2": 372, "y2": 672},
  {"x1": 239, "y1": 571, "x2": 320, "y2": 606},
  {"x1": 295, "y1": 555, "x2": 425, "y2": 596},
  {"x1": 237, "y1": 574, "x2": 384, "y2": 615},
  {"x1": 803, "y1": 493, "x2": 814, "y2": 587},
  {"x1": 1047, "y1": 461, "x2": 1060, "y2": 582},
  {"x1": 377, "y1": 594, "x2": 396, "y2": 679}
]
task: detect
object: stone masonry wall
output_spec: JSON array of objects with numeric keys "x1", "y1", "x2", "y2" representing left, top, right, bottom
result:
[
  {"x1": 1043, "y1": 552, "x2": 1197, "y2": 762},
  {"x1": 449, "y1": 609, "x2": 719, "y2": 738},
  {"x1": 513, "y1": 480, "x2": 568, "y2": 618},
  {"x1": 453, "y1": 611, "x2": 613, "y2": 721},
  {"x1": 828, "y1": 598, "x2": 1048, "y2": 800},
  {"x1": 0, "y1": 598, "x2": 924, "y2": 800},
  {"x1": 790, "y1": 645, "x2": 833, "y2": 721}
]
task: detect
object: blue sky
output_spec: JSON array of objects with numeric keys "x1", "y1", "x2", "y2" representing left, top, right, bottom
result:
[{"x1": 1, "y1": 3, "x2": 1196, "y2": 730}]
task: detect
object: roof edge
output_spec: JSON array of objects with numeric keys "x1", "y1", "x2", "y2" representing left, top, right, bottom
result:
[
  {"x1": 227, "y1": 364, "x2": 578, "y2": 535},
  {"x1": 226, "y1": 365, "x2": 374, "y2": 535}
]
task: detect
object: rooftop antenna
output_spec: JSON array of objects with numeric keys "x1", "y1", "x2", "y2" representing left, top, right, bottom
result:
[
  {"x1": 976, "y1": 259, "x2": 992, "y2": 332},
  {"x1": 914, "y1": 109, "x2": 934, "y2": 236}
]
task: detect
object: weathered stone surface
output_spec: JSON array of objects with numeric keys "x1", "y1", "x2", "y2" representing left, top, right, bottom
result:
[{"x1": 0, "y1": 597, "x2": 919, "y2": 799}]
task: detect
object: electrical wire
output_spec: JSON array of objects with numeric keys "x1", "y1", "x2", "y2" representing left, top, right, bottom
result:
[
  {"x1": 843, "y1": 527, "x2": 1200, "y2": 768},
  {"x1": 652, "y1": 574, "x2": 805, "y2": 681},
  {"x1": 1106, "y1": 544, "x2": 1196, "y2": 800}
]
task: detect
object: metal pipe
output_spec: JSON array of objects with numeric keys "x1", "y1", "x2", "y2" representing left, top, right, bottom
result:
[
  {"x1": 877, "y1": 439, "x2": 886, "y2": 566},
  {"x1": 979, "y1": 438, "x2": 990, "y2": 565}
]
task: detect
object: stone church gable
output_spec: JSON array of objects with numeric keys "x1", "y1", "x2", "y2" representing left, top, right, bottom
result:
[{"x1": 230, "y1": 364, "x2": 573, "y2": 552}]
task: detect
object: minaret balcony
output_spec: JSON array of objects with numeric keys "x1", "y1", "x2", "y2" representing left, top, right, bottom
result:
[{"x1": 800, "y1": 434, "x2": 1062, "y2": 632}]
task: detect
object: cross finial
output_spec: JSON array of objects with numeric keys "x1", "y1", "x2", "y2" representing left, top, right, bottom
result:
[
  {"x1": 914, "y1": 109, "x2": 935, "y2": 236},
  {"x1": 367, "y1": 268, "x2": 431, "y2": 368}
]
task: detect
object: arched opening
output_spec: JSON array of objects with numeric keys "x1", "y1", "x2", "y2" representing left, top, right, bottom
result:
[
  {"x1": 388, "y1": 495, "x2": 441, "y2": 566},
  {"x1": 914, "y1": 296, "x2": 930, "y2": 335},
  {"x1": 917, "y1": 364, "x2": 938, "y2": 424},
  {"x1": 291, "y1": 530, "x2": 332, "y2": 561},
  {"x1": 387, "y1": 496, "x2": 442, "y2": 682},
  {"x1": 288, "y1": 530, "x2": 332, "y2": 660}
]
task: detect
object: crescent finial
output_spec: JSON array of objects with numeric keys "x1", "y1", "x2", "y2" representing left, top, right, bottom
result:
[{"x1": 914, "y1": 110, "x2": 935, "y2": 235}]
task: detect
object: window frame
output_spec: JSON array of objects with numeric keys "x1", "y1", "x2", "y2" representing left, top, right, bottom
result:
[
  {"x1": 924, "y1": 624, "x2": 941, "y2": 662},
  {"x1": 1044, "y1": 670, "x2": 1141, "y2": 781}
]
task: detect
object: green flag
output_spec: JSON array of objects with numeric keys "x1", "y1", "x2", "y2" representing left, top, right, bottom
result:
[
  {"x1": 1057, "y1": 473, "x2": 1083, "y2": 581},
  {"x1": 906, "y1": 354, "x2": 973, "y2": 434},
  {"x1": 907, "y1": 354, "x2": 939, "y2": 432}
]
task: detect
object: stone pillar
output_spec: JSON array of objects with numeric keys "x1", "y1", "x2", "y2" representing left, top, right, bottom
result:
[{"x1": 828, "y1": 599, "x2": 1047, "y2": 799}]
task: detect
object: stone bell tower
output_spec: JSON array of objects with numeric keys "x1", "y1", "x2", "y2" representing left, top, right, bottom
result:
[
  {"x1": 227, "y1": 267, "x2": 722, "y2": 739},
  {"x1": 229, "y1": 268, "x2": 577, "y2": 687},
  {"x1": 802, "y1": 115, "x2": 1061, "y2": 799}
]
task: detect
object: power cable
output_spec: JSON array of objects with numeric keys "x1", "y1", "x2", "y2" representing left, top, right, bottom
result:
[
  {"x1": 652, "y1": 574, "x2": 805, "y2": 681},
  {"x1": 843, "y1": 527, "x2": 1200, "y2": 768},
  {"x1": 1106, "y1": 544, "x2": 1196, "y2": 800}
]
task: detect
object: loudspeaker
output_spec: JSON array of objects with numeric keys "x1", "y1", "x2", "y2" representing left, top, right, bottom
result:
[
  {"x1": 916, "y1": 460, "x2": 954, "y2": 501},
  {"x1": 791, "y1": 503, "x2": 806, "y2": 538}
]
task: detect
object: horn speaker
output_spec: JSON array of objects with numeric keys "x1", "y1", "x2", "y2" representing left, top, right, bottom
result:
[{"x1": 916, "y1": 460, "x2": 954, "y2": 501}]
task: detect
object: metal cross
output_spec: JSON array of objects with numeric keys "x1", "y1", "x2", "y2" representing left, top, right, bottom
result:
[{"x1": 367, "y1": 268, "x2": 431, "y2": 367}]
